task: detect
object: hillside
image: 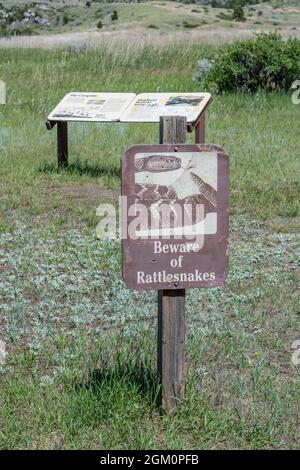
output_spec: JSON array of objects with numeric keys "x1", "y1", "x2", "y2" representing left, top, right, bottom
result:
[{"x1": 0, "y1": 0, "x2": 300, "y2": 47}]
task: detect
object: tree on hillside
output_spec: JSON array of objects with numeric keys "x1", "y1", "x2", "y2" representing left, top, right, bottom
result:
[{"x1": 232, "y1": 6, "x2": 245, "y2": 21}]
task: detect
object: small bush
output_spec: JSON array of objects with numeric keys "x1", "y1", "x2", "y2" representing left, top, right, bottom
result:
[
  {"x1": 217, "y1": 12, "x2": 233, "y2": 21},
  {"x1": 97, "y1": 20, "x2": 103, "y2": 29},
  {"x1": 194, "y1": 33, "x2": 300, "y2": 93},
  {"x1": 63, "y1": 13, "x2": 69, "y2": 25},
  {"x1": 0, "y1": 24, "x2": 8, "y2": 37},
  {"x1": 111, "y1": 10, "x2": 118, "y2": 21},
  {"x1": 12, "y1": 26, "x2": 35, "y2": 36},
  {"x1": 182, "y1": 21, "x2": 198, "y2": 28},
  {"x1": 232, "y1": 6, "x2": 245, "y2": 22}
]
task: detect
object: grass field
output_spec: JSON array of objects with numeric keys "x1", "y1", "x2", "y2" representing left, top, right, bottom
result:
[{"x1": 0, "y1": 41, "x2": 299, "y2": 449}]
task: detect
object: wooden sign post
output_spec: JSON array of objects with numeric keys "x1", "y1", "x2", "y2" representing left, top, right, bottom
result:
[
  {"x1": 45, "y1": 91, "x2": 227, "y2": 414},
  {"x1": 121, "y1": 118, "x2": 229, "y2": 412},
  {"x1": 158, "y1": 116, "x2": 187, "y2": 411},
  {"x1": 57, "y1": 122, "x2": 68, "y2": 167}
]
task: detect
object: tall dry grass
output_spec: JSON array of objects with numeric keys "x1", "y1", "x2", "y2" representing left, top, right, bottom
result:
[{"x1": 1, "y1": 25, "x2": 300, "y2": 50}]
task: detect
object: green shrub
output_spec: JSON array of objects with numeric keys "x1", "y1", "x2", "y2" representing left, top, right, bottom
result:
[
  {"x1": 232, "y1": 6, "x2": 245, "y2": 21},
  {"x1": 194, "y1": 33, "x2": 300, "y2": 93},
  {"x1": 217, "y1": 12, "x2": 233, "y2": 21},
  {"x1": 182, "y1": 20, "x2": 198, "y2": 28},
  {"x1": 63, "y1": 13, "x2": 69, "y2": 25},
  {"x1": 111, "y1": 10, "x2": 118, "y2": 21},
  {"x1": 12, "y1": 26, "x2": 35, "y2": 36},
  {"x1": 7, "y1": 6, "x2": 27, "y2": 24},
  {"x1": 97, "y1": 20, "x2": 103, "y2": 29},
  {"x1": 0, "y1": 24, "x2": 8, "y2": 37}
]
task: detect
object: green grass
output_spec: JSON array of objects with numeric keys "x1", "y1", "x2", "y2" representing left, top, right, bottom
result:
[
  {"x1": 0, "y1": 42, "x2": 299, "y2": 449},
  {"x1": 0, "y1": 44, "x2": 299, "y2": 224},
  {"x1": 0, "y1": 219, "x2": 299, "y2": 449}
]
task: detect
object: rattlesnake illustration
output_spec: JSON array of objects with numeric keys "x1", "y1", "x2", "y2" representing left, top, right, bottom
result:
[
  {"x1": 136, "y1": 183, "x2": 177, "y2": 201},
  {"x1": 135, "y1": 155, "x2": 195, "y2": 173},
  {"x1": 135, "y1": 154, "x2": 217, "y2": 211},
  {"x1": 189, "y1": 172, "x2": 217, "y2": 208},
  {"x1": 136, "y1": 171, "x2": 217, "y2": 210}
]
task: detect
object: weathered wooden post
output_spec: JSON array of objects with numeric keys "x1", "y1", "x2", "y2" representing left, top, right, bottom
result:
[
  {"x1": 57, "y1": 121, "x2": 68, "y2": 167},
  {"x1": 157, "y1": 116, "x2": 187, "y2": 411},
  {"x1": 121, "y1": 103, "x2": 228, "y2": 415},
  {"x1": 195, "y1": 113, "x2": 205, "y2": 144}
]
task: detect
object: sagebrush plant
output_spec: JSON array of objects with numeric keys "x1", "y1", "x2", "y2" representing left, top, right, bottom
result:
[{"x1": 195, "y1": 33, "x2": 300, "y2": 93}]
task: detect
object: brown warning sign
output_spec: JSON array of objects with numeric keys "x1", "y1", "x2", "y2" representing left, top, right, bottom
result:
[{"x1": 121, "y1": 144, "x2": 229, "y2": 291}]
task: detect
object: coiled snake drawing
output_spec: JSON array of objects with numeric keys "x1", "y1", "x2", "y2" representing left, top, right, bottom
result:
[{"x1": 135, "y1": 155, "x2": 217, "y2": 211}]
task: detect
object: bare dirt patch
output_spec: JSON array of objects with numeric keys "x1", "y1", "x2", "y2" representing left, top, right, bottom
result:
[{"x1": 59, "y1": 184, "x2": 119, "y2": 201}]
